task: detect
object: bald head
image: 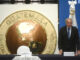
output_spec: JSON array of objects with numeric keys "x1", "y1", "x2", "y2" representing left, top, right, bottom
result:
[{"x1": 65, "y1": 18, "x2": 72, "y2": 27}]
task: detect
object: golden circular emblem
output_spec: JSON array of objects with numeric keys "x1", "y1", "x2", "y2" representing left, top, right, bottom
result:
[{"x1": 0, "y1": 10, "x2": 57, "y2": 54}]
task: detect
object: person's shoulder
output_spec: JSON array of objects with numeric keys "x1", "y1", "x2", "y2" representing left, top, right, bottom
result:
[
  {"x1": 72, "y1": 26, "x2": 78, "y2": 30},
  {"x1": 60, "y1": 26, "x2": 66, "y2": 30},
  {"x1": 60, "y1": 26, "x2": 66, "y2": 31},
  {"x1": 72, "y1": 26, "x2": 77, "y2": 29}
]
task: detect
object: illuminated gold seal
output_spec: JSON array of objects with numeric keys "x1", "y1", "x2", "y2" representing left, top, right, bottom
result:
[{"x1": 0, "y1": 10, "x2": 57, "y2": 54}]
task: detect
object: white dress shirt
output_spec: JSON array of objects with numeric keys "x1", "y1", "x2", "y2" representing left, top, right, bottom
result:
[{"x1": 67, "y1": 27, "x2": 72, "y2": 38}]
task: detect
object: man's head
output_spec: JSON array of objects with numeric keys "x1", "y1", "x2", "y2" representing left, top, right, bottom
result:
[{"x1": 65, "y1": 18, "x2": 72, "y2": 27}]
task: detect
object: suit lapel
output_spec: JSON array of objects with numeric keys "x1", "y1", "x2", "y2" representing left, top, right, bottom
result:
[
  {"x1": 65, "y1": 26, "x2": 68, "y2": 39},
  {"x1": 70, "y1": 27, "x2": 73, "y2": 39}
]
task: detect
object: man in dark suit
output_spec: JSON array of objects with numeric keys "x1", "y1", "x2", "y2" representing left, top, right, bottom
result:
[{"x1": 58, "y1": 18, "x2": 80, "y2": 56}]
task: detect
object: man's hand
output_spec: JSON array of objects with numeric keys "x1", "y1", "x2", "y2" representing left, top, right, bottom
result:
[
  {"x1": 59, "y1": 49, "x2": 63, "y2": 55},
  {"x1": 77, "y1": 50, "x2": 80, "y2": 55},
  {"x1": 75, "y1": 50, "x2": 80, "y2": 56}
]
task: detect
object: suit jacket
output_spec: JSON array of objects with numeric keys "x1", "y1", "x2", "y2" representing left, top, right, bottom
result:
[{"x1": 58, "y1": 26, "x2": 80, "y2": 52}]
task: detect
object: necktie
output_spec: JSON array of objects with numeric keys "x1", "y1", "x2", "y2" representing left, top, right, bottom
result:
[{"x1": 67, "y1": 28, "x2": 70, "y2": 39}]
